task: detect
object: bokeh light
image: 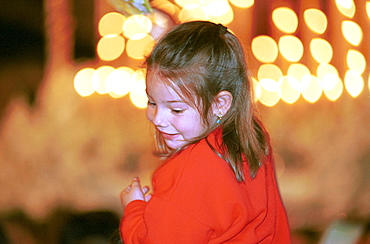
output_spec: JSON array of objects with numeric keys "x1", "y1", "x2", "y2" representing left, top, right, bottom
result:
[
  {"x1": 126, "y1": 34, "x2": 155, "y2": 60},
  {"x1": 98, "y1": 12, "x2": 125, "y2": 36},
  {"x1": 74, "y1": 68, "x2": 95, "y2": 97},
  {"x1": 229, "y1": 0, "x2": 254, "y2": 8},
  {"x1": 287, "y1": 64, "x2": 311, "y2": 85},
  {"x1": 106, "y1": 67, "x2": 133, "y2": 98},
  {"x1": 272, "y1": 7, "x2": 298, "y2": 34},
  {"x1": 174, "y1": 0, "x2": 200, "y2": 8},
  {"x1": 317, "y1": 64, "x2": 341, "y2": 92},
  {"x1": 367, "y1": 2, "x2": 370, "y2": 18},
  {"x1": 178, "y1": 4, "x2": 207, "y2": 22},
  {"x1": 310, "y1": 38, "x2": 333, "y2": 64},
  {"x1": 92, "y1": 66, "x2": 115, "y2": 94},
  {"x1": 304, "y1": 8, "x2": 328, "y2": 34},
  {"x1": 344, "y1": 70, "x2": 364, "y2": 97},
  {"x1": 323, "y1": 75, "x2": 343, "y2": 101},
  {"x1": 301, "y1": 75, "x2": 322, "y2": 103},
  {"x1": 258, "y1": 78, "x2": 281, "y2": 107},
  {"x1": 257, "y1": 64, "x2": 283, "y2": 82},
  {"x1": 97, "y1": 35, "x2": 125, "y2": 61},
  {"x1": 207, "y1": 1, "x2": 234, "y2": 25},
  {"x1": 123, "y1": 14, "x2": 153, "y2": 40},
  {"x1": 280, "y1": 76, "x2": 301, "y2": 104},
  {"x1": 253, "y1": 77, "x2": 261, "y2": 102},
  {"x1": 346, "y1": 49, "x2": 366, "y2": 74},
  {"x1": 130, "y1": 69, "x2": 148, "y2": 109},
  {"x1": 336, "y1": 0, "x2": 356, "y2": 18},
  {"x1": 278, "y1": 35, "x2": 304, "y2": 62},
  {"x1": 342, "y1": 20, "x2": 363, "y2": 46},
  {"x1": 251, "y1": 35, "x2": 278, "y2": 63}
]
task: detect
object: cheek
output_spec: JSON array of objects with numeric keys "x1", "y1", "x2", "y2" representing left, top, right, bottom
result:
[{"x1": 146, "y1": 108, "x2": 153, "y2": 122}]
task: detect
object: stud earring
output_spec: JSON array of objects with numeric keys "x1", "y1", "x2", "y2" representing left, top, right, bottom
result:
[{"x1": 216, "y1": 113, "x2": 223, "y2": 124}]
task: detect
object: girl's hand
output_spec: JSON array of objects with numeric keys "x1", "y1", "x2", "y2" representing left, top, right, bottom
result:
[{"x1": 120, "y1": 177, "x2": 152, "y2": 209}]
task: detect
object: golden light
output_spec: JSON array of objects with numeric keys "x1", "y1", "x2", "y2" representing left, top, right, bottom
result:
[
  {"x1": 207, "y1": 1, "x2": 234, "y2": 25},
  {"x1": 346, "y1": 49, "x2": 366, "y2": 74},
  {"x1": 97, "y1": 35, "x2": 125, "y2": 61},
  {"x1": 323, "y1": 75, "x2": 343, "y2": 101},
  {"x1": 203, "y1": 0, "x2": 229, "y2": 17},
  {"x1": 336, "y1": 0, "x2": 356, "y2": 18},
  {"x1": 367, "y1": 2, "x2": 370, "y2": 18},
  {"x1": 342, "y1": 20, "x2": 363, "y2": 46},
  {"x1": 310, "y1": 38, "x2": 333, "y2": 64},
  {"x1": 126, "y1": 34, "x2": 155, "y2": 60},
  {"x1": 178, "y1": 4, "x2": 208, "y2": 22},
  {"x1": 272, "y1": 7, "x2": 298, "y2": 34},
  {"x1": 278, "y1": 35, "x2": 304, "y2": 62},
  {"x1": 301, "y1": 75, "x2": 322, "y2": 103},
  {"x1": 368, "y1": 74, "x2": 370, "y2": 93},
  {"x1": 304, "y1": 8, "x2": 328, "y2": 34},
  {"x1": 92, "y1": 66, "x2": 115, "y2": 94},
  {"x1": 123, "y1": 15, "x2": 153, "y2": 40},
  {"x1": 74, "y1": 68, "x2": 95, "y2": 97},
  {"x1": 175, "y1": 0, "x2": 200, "y2": 8},
  {"x1": 257, "y1": 64, "x2": 283, "y2": 81},
  {"x1": 287, "y1": 63, "x2": 311, "y2": 83},
  {"x1": 280, "y1": 76, "x2": 301, "y2": 104},
  {"x1": 252, "y1": 77, "x2": 261, "y2": 102},
  {"x1": 106, "y1": 68, "x2": 133, "y2": 98},
  {"x1": 130, "y1": 69, "x2": 148, "y2": 109},
  {"x1": 98, "y1": 12, "x2": 125, "y2": 36},
  {"x1": 258, "y1": 78, "x2": 281, "y2": 107},
  {"x1": 229, "y1": 0, "x2": 254, "y2": 8},
  {"x1": 344, "y1": 70, "x2": 364, "y2": 97},
  {"x1": 317, "y1": 63, "x2": 340, "y2": 91},
  {"x1": 251, "y1": 35, "x2": 278, "y2": 63}
]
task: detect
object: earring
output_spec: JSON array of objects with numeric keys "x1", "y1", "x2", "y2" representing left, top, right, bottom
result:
[{"x1": 216, "y1": 113, "x2": 223, "y2": 124}]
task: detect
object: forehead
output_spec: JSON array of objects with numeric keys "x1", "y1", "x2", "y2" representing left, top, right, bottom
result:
[{"x1": 146, "y1": 72, "x2": 182, "y2": 100}]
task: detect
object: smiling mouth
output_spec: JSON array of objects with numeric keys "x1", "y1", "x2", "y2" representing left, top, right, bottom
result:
[{"x1": 160, "y1": 132, "x2": 179, "y2": 140}]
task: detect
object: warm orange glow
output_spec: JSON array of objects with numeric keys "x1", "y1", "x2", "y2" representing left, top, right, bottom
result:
[
  {"x1": 301, "y1": 75, "x2": 322, "y2": 103},
  {"x1": 278, "y1": 35, "x2": 304, "y2": 62},
  {"x1": 92, "y1": 66, "x2": 115, "y2": 94},
  {"x1": 304, "y1": 9, "x2": 328, "y2": 34},
  {"x1": 74, "y1": 68, "x2": 95, "y2": 97},
  {"x1": 342, "y1": 21, "x2": 363, "y2": 46},
  {"x1": 310, "y1": 38, "x2": 333, "y2": 64},
  {"x1": 207, "y1": 1, "x2": 234, "y2": 25},
  {"x1": 106, "y1": 68, "x2": 133, "y2": 98},
  {"x1": 336, "y1": 0, "x2": 356, "y2": 18},
  {"x1": 252, "y1": 77, "x2": 261, "y2": 102},
  {"x1": 251, "y1": 35, "x2": 278, "y2": 63},
  {"x1": 97, "y1": 35, "x2": 125, "y2": 61},
  {"x1": 257, "y1": 64, "x2": 282, "y2": 82},
  {"x1": 175, "y1": 0, "x2": 200, "y2": 8},
  {"x1": 126, "y1": 34, "x2": 155, "y2": 60},
  {"x1": 130, "y1": 69, "x2": 148, "y2": 109},
  {"x1": 346, "y1": 49, "x2": 366, "y2": 74},
  {"x1": 280, "y1": 76, "x2": 301, "y2": 104},
  {"x1": 98, "y1": 12, "x2": 125, "y2": 36},
  {"x1": 367, "y1": 2, "x2": 370, "y2": 18},
  {"x1": 287, "y1": 64, "x2": 311, "y2": 83},
  {"x1": 344, "y1": 70, "x2": 364, "y2": 97},
  {"x1": 272, "y1": 7, "x2": 298, "y2": 34},
  {"x1": 229, "y1": 0, "x2": 254, "y2": 8},
  {"x1": 258, "y1": 78, "x2": 281, "y2": 107},
  {"x1": 203, "y1": 0, "x2": 229, "y2": 17},
  {"x1": 323, "y1": 75, "x2": 343, "y2": 101},
  {"x1": 317, "y1": 64, "x2": 340, "y2": 92},
  {"x1": 178, "y1": 4, "x2": 208, "y2": 22},
  {"x1": 123, "y1": 15, "x2": 153, "y2": 40}
]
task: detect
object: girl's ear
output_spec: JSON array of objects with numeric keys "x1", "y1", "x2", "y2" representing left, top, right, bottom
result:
[{"x1": 212, "y1": 91, "x2": 233, "y2": 116}]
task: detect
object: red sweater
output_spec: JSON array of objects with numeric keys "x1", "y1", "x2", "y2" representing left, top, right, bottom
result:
[{"x1": 121, "y1": 130, "x2": 290, "y2": 243}]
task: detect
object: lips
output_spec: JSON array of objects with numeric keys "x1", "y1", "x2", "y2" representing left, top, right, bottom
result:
[{"x1": 160, "y1": 131, "x2": 180, "y2": 140}]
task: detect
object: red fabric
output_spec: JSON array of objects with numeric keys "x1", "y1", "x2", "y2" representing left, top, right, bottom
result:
[{"x1": 120, "y1": 130, "x2": 290, "y2": 243}]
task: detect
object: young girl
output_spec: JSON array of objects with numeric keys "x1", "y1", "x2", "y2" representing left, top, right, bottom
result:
[{"x1": 120, "y1": 21, "x2": 290, "y2": 243}]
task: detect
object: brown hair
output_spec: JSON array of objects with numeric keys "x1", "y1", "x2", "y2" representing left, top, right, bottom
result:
[{"x1": 146, "y1": 21, "x2": 269, "y2": 181}]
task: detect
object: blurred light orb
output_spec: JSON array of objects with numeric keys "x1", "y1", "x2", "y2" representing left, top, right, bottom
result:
[
  {"x1": 278, "y1": 35, "x2": 304, "y2": 62},
  {"x1": 288, "y1": 74, "x2": 311, "y2": 92},
  {"x1": 74, "y1": 68, "x2": 95, "y2": 97},
  {"x1": 123, "y1": 14, "x2": 153, "y2": 40},
  {"x1": 178, "y1": 4, "x2": 208, "y2": 22},
  {"x1": 336, "y1": 0, "x2": 356, "y2": 18},
  {"x1": 126, "y1": 34, "x2": 155, "y2": 60},
  {"x1": 301, "y1": 75, "x2": 322, "y2": 103},
  {"x1": 258, "y1": 78, "x2": 281, "y2": 107},
  {"x1": 367, "y1": 2, "x2": 370, "y2": 19},
  {"x1": 310, "y1": 38, "x2": 333, "y2": 64},
  {"x1": 304, "y1": 8, "x2": 327, "y2": 34},
  {"x1": 97, "y1": 35, "x2": 125, "y2": 61},
  {"x1": 344, "y1": 70, "x2": 364, "y2": 97},
  {"x1": 342, "y1": 21, "x2": 363, "y2": 46},
  {"x1": 287, "y1": 63, "x2": 311, "y2": 83},
  {"x1": 207, "y1": 1, "x2": 234, "y2": 25},
  {"x1": 229, "y1": 0, "x2": 254, "y2": 8},
  {"x1": 106, "y1": 68, "x2": 132, "y2": 98},
  {"x1": 323, "y1": 74, "x2": 343, "y2": 101},
  {"x1": 252, "y1": 77, "x2": 261, "y2": 102},
  {"x1": 272, "y1": 7, "x2": 298, "y2": 34},
  {"x1": 257, "y1": 64, "x2": 283, "y2": 82},
  {"x1": 175, "y1": 0, "x2": 200, "y2": 8},
  {"x1": 346, "y1": 49, "x2": 366, "y2": 74},
  {"x1": 251, "y1": 35, "x2": 278, "y2": 63},
  {"x1": 280, "y1": 76, "x2": 301, "y2": 104},
  {"x1": 98, "y1": 12, "x2": 125, "y2": 36},
  {"x1": 92, "y1": 66, "x2": 115, "y2": 94},
  {"x1": 203, "y1": 0, "x2": 229, "y2": 17}
]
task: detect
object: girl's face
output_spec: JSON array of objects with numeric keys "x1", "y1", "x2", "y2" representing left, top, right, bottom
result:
[{"x1": 146, "y1": 73, "x2": 206, "y2": 149}]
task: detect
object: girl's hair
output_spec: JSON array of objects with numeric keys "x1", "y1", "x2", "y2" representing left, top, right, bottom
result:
[{"x1": 146, "y1": 21, "x2": 269, "y2": 181}]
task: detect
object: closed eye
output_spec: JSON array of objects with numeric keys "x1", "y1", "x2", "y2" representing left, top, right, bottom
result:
[{"x1": 172, "y1": 109, "x2": 184, "y2": 114}]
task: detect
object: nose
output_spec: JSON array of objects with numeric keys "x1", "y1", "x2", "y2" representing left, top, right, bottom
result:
[{"x1": 147, "y1": 107, "x2": 167, "y2": 128}]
